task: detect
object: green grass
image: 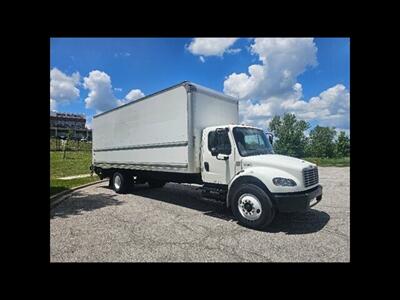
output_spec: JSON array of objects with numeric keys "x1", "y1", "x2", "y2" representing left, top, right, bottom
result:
[
  {"x1": 50, "y1": 151, "x2": 93, "y2": 178},
  {"x1": 302, "y1": 157, "x2": 350, "y2": 167},
  {"x1": 50, "y1": 150, "x2": 100, "y2": 196}
]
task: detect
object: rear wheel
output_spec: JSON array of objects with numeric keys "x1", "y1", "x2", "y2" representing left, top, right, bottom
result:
[
  {"x1": 148, "y1": 179, "x2": 166, "y2": 188},
  {"x1": 112, "y1": 172, "x2": 129, "y2": 194},
  {"x1": 231, "y1": 184, "x2": 275, "y2": 230}
]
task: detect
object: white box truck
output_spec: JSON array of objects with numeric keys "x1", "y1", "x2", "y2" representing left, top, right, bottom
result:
[{"x1": 91, "y1": 81, "x2": 322, "y2": 229}]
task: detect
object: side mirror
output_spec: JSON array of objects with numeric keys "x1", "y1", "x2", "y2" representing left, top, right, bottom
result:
[{"x1": 267, "y1": 133, "x2": 273, "y2": 144}]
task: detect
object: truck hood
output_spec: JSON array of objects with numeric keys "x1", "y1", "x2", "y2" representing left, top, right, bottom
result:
[{"x1": 241, "y1": 154, "x2": 315, "y2": 174}]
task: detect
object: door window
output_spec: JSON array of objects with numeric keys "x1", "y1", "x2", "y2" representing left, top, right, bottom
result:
[{"x1": 208, "y1": 130, "x2": 231, "y2": 155}]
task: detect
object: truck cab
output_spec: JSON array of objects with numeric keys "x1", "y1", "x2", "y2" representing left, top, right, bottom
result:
[{"x1": 201, "y1": 124, "x2": 322, "y2": 229}]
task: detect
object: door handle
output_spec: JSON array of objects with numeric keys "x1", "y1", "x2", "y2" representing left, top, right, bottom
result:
[{"x1": 204, "y1": 162, "x2": 209, "y2": 172}]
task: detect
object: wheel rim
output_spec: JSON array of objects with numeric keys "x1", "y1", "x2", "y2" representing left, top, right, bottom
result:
[
  {"x1": 114, "y1": 175, "x2": 122, "y2": 190},
  {"x1": 238, "y1": 193, "x2": 263, "y2": 221}
]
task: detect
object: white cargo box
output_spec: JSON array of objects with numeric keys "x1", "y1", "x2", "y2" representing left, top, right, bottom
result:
[{"x1": 93, "y1": 81, "x2": 238, "y2": 174}]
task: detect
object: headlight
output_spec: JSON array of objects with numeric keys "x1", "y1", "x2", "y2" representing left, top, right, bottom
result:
[{"x1": 272, "y1": 177, "x2": 297, "y2": 186}]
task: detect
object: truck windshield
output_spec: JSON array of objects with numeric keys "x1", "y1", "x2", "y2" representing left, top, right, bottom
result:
[{"x1": 233, "y1": 127, "x2": 274, "y2": 157}]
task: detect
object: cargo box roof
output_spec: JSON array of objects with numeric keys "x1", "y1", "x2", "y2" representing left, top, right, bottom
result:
[{"x1": 93, "y1": 81, "x2": 239, "y2": 119}]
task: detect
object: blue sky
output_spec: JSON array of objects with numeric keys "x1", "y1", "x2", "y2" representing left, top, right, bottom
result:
[{"x1": 50, "y1": 38, "x2": 350, "y2": 133}]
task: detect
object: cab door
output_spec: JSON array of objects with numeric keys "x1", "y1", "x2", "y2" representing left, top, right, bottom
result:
[{"x1": 201, "y1": 127, "x2": 236, "y2": 184}]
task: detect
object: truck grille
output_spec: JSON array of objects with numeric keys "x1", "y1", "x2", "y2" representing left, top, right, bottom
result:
[{"x1": 303, "y1": 166, "x2": 319, "y2": 187}]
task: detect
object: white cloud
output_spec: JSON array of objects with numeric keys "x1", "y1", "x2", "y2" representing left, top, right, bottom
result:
[
  {"x1": 199, "y1": 56, "x2": 205, "y2": 63},
  {"x1": 224, "y1": 38, "x2": 317, "y2": 100},
  {"x1": 83, "y1": 70, "x2": 118, "y2": 112},
  {"x1": 85, "y1": 116, "x2": 93, "y2": 129},
  {"x1": 187, "y1": 38, "x2": 239, "y2": 57},
  {"x1": 223, "y1": 38, "x2": 349, "y2": 131},
  {"x1": 240, "y1": 84, "x2": 350, "y2": 130},
  {"x1": 125, "y1": 89, "x2": 145, "y2": 101},
  {"x1": 223, "y1": 64, "x2": 265, "y2": 99},
  {"x1": 83, "y1": 70, "x2": 144, "y2": 113},
  {"x1": 118, "y1": 89, "x2": 145, "y2": 106},
  {"x1": 114, "y1": 87, "x2": 123, "y2": 92},
  {"x1": 50, "y1": 99, "x2": 57, "y2": 111},
  {"x1": 50, "y1": 68, "x2": 80, "y2": 111}
]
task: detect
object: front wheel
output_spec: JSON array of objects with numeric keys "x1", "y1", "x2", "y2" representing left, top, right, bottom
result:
[{"x1": 231, "y1": 184, "x2": 275, "y2": 230}]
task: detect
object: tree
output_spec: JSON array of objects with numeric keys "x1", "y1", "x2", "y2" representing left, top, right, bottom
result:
[
  {"x1": 269, "y1": 113, "x2": 310, "y2": 157},
  {"x1": 307, "y1": 126, "x2": 337, "y2": 158},
  {"x1": 67, "y1": 129, "x2": 74, "y2": 140},
  {"x1": 335, "y1": 131, "x2": 350, "y2": 157}
]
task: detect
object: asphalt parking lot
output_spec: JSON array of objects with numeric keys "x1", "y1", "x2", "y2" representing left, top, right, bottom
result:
[{"x1": 50, "y1": 167, "x2": 350, "y2": 262}]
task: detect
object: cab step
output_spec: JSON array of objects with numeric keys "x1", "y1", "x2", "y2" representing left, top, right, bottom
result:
[{"x1": 200, "y1": 184, "x2": 227, "y2": 202}]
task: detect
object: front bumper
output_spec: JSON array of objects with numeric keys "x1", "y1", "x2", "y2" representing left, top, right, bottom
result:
[{"x1": 272, "y1": 185, "x2": 322, "y2": 213}]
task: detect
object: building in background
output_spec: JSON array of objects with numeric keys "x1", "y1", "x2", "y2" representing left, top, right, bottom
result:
[{"x1": 50, "y1": 111, "x2": 92, "y2": 140}]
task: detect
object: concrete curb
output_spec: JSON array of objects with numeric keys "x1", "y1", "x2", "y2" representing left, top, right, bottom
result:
[
  {"x1": 57, "y1": 174, "x2": 92, "y2": 180},
  {"x1": 50, "y1": 179, "x2": 108, "y2": 209}
]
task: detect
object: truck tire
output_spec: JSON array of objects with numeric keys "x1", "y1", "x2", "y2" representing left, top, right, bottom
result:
[
  {"x1": 148, "y1": 180, "x2": 166, "y2": 188},
  {"x1": 112, "y1": 172, "x2": 129, "y2": 194},
  {"x1": 231, "y1": 184, "x2": 275, "y2": 230}
]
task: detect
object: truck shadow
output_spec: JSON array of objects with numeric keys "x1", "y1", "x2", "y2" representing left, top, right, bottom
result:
[
  {"x1": 266, "y1": 210, "x2": 330, "y2": 234},
  {"x1": 107, "y1": 183, "x2": 330, "y2": 235},
  {"x1": 50, "y1": 191, "x2": 124, "y2": 219},
  {"x1": 123, "y1": 183, "x2": 234, "y2": 221}
]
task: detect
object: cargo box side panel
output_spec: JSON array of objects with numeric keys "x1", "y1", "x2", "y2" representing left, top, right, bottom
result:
[
  {"x1": 93, "y1": 86, "x2": 190, "y2": 172},
  {"x1": 191, "y1": 91, "x2": 239, "y2": 173}
]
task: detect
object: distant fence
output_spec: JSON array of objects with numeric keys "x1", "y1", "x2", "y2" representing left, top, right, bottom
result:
[{"x1": 50, "y1": 138, "x2": 92, "y2": 152}]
